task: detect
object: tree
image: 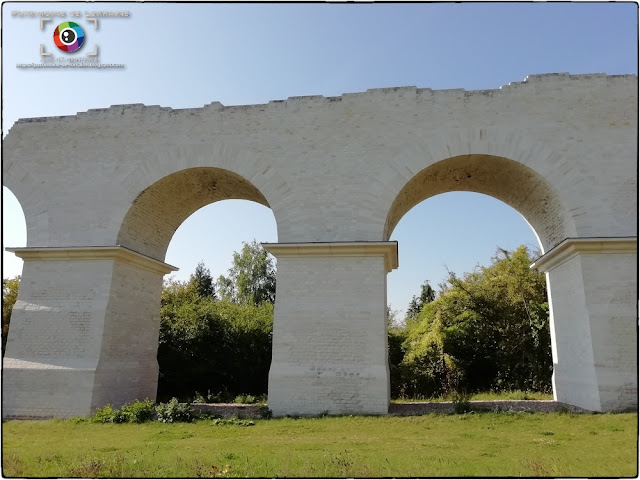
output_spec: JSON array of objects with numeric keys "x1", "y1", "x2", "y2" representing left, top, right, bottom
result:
[
  {"x1": 157, "y1": 262, "x2": 274, "y2": 401},
  {"x1": 217, "y1": 241, "x2": 276, "y2": 306},
  {"x1": 393, "y1": 245, "x2": 552, "y2": 398},
  {"x1": 387, "y1": 304, "x2": 409, "y2": 396},
  {"x1": 2, "y1": 276, "x2": 20, "y2": 356},
  {"x1": 190, "y1": 261, "x2": 215, "y2": 299},
  {"x1": 406, "y1": 280, "x2": 436, "y2": 322},
  {"x1": 161, "y1": 276, "x2": 198, "y2": 309},
  {"x1": 387, "y1": 304, "x2": 402, "y2": 328}
]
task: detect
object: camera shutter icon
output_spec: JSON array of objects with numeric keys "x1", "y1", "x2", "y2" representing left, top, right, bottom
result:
[{"x1": 53, "y1": 22, "x2": 85, "y2": 52}]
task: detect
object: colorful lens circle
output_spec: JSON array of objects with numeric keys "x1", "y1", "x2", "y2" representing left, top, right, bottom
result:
[{"x1": 53, "y1": 22, "x2": 85, "y2": 53}]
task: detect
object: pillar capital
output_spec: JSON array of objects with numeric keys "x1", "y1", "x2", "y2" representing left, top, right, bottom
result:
[
  {"x1": 6, "y1": 245, "x2": 177, "y2": 275},
  {"x1": 262, "y1": 241, "x2": 399, "y2": 273},
  {"x1": 531, "y1": 237, "x2": 637, "y2": 273}
]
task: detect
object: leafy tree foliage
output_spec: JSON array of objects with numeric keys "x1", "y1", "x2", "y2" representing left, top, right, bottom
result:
[
  {"x1": 406, "y1": 281, "x2": 436, "y2": 321},
  {"x1": 158, "y1": 276, "x2": 273, "y2": 401},
  {"x1": 158, "y1": 249, "x2": 275, "y2": 401},
  {"x1": 190, "y1": 261, "x2": 216, "y2": 300},
  {"x1": 388, "y1": 324, "x2": 408, "y2": 396},
  {"x1": 2, "y1": 276, "x2": 20, "y2": 356},
  {"x1": 217, "y1": 241, "x2": 276, "y2": 306},
  {"x1": 390, "y1": 246, "x2": 552, "y2": 398}
]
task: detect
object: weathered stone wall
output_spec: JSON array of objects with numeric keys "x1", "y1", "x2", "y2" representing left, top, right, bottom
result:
[
  {"x1": 266, "y1": 245, "x2": 393, "y2": 416},
  {"x1": 4, "y1": 73, "x2": 637, "y2": 252},
  {"x1": 3, "y1": 258, "x2": 114, "y2": 418},
  {"x1": 91, "y1": 261, "x2": 165, "y2": 410},
  {"x1": 533, "y1": 238, "x2": 638, "y2": 411},
  {"x1": 2, "y1": 73, "x2": 637, "y2": 417},
  {"x1": 2, "y1": 248, "x2": 174, "y2": 418}
]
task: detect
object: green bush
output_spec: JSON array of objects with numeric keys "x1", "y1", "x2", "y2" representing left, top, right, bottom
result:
[
  {"x1": 91, "y1": 399, "x2": 156, "y2": 423},
  {"x1": 91, "y1": 405, "x2": 118, "y2": 423},
  {"x1": 193, "y1": 391, "x2": 207, "y2": 403},
  {"x1": 234, "y1": 394, "x2": 259, "y2": 404},
  {"x1": 110, "y1": 410, "x2": 130, "y2": 424},
  {"x1": 156, "y1": 398, "x2": 195, "y2": 423},
  {"x1": 157, "y1": 294, "x2": 273, "y2": 402},
  {"x1": 120, "y1": 399, "x2": 155, "y2": 423}
]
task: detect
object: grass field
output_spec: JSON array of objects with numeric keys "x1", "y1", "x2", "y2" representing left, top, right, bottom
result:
[{"x1": 2, "y1": 412, "x2": 637, "y2": 477}]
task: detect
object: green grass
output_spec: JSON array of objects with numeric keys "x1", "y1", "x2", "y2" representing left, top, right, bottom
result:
[
  {"x1": 3, "y1": 412, "x2": 637, "y2": 477},
  {"x1": 392, "y1": 390, "x2": 554, "y2": 402}
]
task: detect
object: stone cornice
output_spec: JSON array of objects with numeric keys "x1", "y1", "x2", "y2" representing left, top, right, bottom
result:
[
  {"x1": 263, "y1": 242, "x2": 399, "y2": 273},
  {"x1": 11, "y1": 73, "x2": 636, "y2": 130},
  {"x1": 531, "y1": 237, "x2": 637, "y2": 272},
  {"x1": 6, "y1": 246, "x2": 178, "y2": 275}
]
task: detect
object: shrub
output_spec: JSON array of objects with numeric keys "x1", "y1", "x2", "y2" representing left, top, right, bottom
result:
[
  {"x1": 193, "y1": 391, "x2": 207, "y2": 403},
  {"x1": 110, "y1": 409, "x2": 130, "y2": 424},
  {"x1": 91, "y1": 405, "x2": 118, "y2": 423},
  {"x1": 234, "y1": 394, "x2": 259, "y2": 404},
  {"x1": 156, "y1": 397, "x2": 195, "y2": 423},
  {"x1": 91, "y1": 399, "x2": 156, "y2": 423},
  {"x1": 120, "y1": 399, "x2": 155, "y2": 423},
  {"x1": 157, "y1": 295, "x2": 273, "y2": 402}
]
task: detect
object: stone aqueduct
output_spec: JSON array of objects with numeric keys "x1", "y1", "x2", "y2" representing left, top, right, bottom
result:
[{"x1": 2, "y1": 73, "x2": 637, "y2": 418}]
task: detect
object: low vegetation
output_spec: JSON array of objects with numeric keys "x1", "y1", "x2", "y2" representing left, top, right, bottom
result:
[
  {"x1": 392, "y1": 390, "x2": 553, "y2": 403},
  {"x1": 3, "y1": 412, "x2": 637, "y2": 477}
]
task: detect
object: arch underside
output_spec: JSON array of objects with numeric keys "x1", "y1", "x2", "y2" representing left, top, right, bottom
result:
[
  {"x1": 117, "y1": 167, "x2": 269, "y2": 260},
  {"x1": 384, "y1": 154, "x2": 572, "y2": 252}
]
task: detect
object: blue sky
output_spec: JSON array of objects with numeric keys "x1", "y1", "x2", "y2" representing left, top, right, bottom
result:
[{"x1": 2, "y1": 2, "x2": 637, "y2": 317}]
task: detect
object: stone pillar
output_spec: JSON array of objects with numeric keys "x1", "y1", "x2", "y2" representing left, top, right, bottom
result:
[
  {"x1": 532, "y1": 238, "x2": 637, "y2": 412},
  {"x1": 2, "y1": 246, "x2": 175, "y2": 419},
  {"x1": 263, "y1": 242, "x2": 398, "y2": 416}
]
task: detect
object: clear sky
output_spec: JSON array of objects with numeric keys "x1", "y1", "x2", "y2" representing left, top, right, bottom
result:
[{"x1": 2, "y1": 2, "x2": 637, "y2": 317}]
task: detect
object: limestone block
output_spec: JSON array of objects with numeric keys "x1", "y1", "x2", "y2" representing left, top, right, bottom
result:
[
  {"x1": 265, "y1": 243, "x2": 397, "y2": 416},
  {"x1": 2, "y1": 247, "x2": 174, "y2": 419},
  {"x1": 532, "y1": 238, "x2": 638, "y2": 411}
]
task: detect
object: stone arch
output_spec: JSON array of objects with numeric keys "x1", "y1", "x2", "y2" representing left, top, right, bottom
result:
[
  {"x1": 2, "y1": 75, "x2": 636, "y2": 417},
  {"x1": 381, "y1": 128, "x2": 577, "y2": 252},
  {"x1": 89, "y1": 167, "x2": 276, "y2": 412},
  {"x1": 380, "y1": 149, "x2": 601, "y2": 409},
  {"x1": 384, "y1": 154, "x2": 573, "y2": 253},
  {"x1": 117, "y1": 167, "x2": 274, "y2": 261}
]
